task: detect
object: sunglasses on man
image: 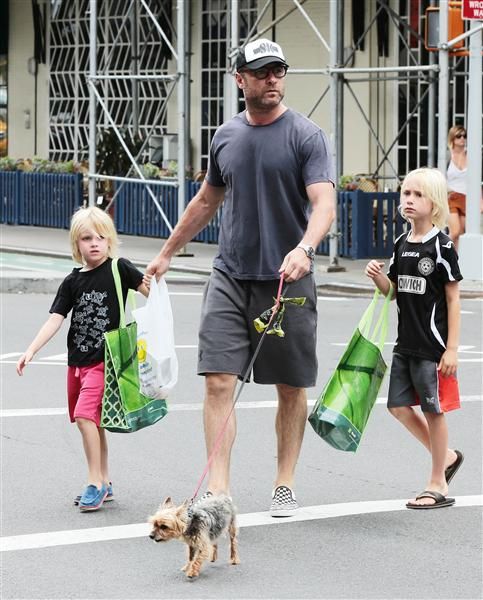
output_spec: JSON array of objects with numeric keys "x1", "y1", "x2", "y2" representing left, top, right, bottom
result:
[{"x1": 241, "y1": 64, "x2": 288, "y2": 80}]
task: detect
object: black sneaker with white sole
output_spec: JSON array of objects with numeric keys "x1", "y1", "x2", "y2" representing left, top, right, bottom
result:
[{"x1": 269, "y1": 485, "x2": 299, "y2": 517}]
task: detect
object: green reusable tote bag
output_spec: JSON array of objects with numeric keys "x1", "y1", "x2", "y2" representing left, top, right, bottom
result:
[
  {"x1": 100, "y1": 259, "x2": 168, "y2": 433},
  {"x1": 308, "y1": 288, "x2": 392, "y2": 452}
]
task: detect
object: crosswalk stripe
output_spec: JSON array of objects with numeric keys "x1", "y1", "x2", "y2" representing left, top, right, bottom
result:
[
  {"x1": 1, "y1": 395, "x2": 481, "y2": 418},
  {"x1": 1, "y1": 495, "x2": 481, "y2": 553}
]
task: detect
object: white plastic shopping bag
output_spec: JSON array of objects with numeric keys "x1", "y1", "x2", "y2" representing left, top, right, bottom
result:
[{"x1": 132, "y1": 278, "x2": 178, "y2": 399}]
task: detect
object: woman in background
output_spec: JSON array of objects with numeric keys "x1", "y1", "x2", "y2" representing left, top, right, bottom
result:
[{"x1": 446, "y1": 125, "x2": 467, "y2": 251}]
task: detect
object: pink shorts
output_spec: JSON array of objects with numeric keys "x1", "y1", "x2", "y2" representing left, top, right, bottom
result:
[{"x1": 67, "y1": 362, "x2": 105, "y2": 426}]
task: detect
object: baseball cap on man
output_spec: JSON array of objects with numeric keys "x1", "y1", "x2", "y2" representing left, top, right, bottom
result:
[{"x1": 236, "y1": 38, "x2": 289, "y2": 71}]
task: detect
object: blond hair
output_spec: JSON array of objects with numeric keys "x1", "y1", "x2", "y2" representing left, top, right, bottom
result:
[
  {"x1": 400, "y1": 167, "x2": 449, "y2": 230},
  {"x1": 69, "y1": 206, "x2": 119, "y2": 264},
  {"x1": 447, "y1": 125, "x2": 466, "y2": 149}
]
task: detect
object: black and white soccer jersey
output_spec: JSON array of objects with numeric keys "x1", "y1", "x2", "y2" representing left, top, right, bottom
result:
[{"x1": 387, "y1": 227, "x2": 463, "y2": 362}]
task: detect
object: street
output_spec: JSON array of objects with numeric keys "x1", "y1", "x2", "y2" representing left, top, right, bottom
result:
[{"x1": 1, "y1": 288, "x2": 482, "y2": 599}]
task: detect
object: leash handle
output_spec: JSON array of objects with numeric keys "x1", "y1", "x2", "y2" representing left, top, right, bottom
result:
[
  {"x1": 191, "y1": 273, "x2": 288, "y2": 502},
  {"x1": 275, "y1": 272, "x2": 284, "y2": 304}
]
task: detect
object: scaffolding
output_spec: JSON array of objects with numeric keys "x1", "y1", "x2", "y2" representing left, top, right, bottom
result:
[{"x1": 46, "y1": 0, "x2": 481, "y2": 271}]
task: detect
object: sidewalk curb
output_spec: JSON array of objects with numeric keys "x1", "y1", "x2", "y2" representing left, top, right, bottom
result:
[
  {"x1": 0, "y1": 245, "x2": 213, "y2": 276},
  {"x1": 2, "y1": 245, "x2": 482, "y2": 298},
  {"x1": 1, "y1": 275, "x2": 208, "y2": 294}
]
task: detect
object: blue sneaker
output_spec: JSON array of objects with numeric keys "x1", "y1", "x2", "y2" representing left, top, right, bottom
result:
[
  {"x1": 74, "y1": 482, "x2": 113, "y2": 506},
  {"x1": 79, "y1": 484, "x2": 108, "y2": 512}
]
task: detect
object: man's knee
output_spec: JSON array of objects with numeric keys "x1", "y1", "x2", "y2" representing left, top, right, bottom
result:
[
  {"x1": 276, "y1": 383, "x2": 306, "y2": 401},
  {"x1": 205, "y1": 373, "x2": 237, "y2": 401}
]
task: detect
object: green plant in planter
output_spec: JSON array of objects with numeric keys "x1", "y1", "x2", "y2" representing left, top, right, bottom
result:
[
  {"x1": 338, "y1": 174, "x2": 358, "y2": 191},
  {"x1": 0, "y1": 156, "x2": 82, "y2": 173},
  {"x1": 0, "y1": 157, "x2": 18, "y2": 171},
  {"x1": 140, "y1": 162, "x2": 162, "y2": 180},
  {"x1": 96, "y1": 128, "x2": 144, "y2": 191},
  {"x1": 161, "y1": 159, "x2": 194, "y2": 179}
]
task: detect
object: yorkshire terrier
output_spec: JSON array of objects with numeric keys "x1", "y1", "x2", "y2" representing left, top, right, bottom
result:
[{"x1": 148, "y1": 494, "x2": 240, "y2": 578}]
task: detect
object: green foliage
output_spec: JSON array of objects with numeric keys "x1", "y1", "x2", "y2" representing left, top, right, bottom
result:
[
  {"x1": 0, "y1": 157, "x2": 17, "y2": 171},
  {"x1": 0, "y1": 156, "x2": 83, "y2": 173},
  {"x1": 338, "y1": 174, "x2": 358, "y2": 191},
  {"x1": 96, "y1": 128, "x2": 144, "y2": 177},
  {"x1": 140, "y1": 162, "x2": 162, "y2": 179}
]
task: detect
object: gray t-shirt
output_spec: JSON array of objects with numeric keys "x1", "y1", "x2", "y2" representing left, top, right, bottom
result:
[{"x1": 206, "y1": 109, "x2": 334, "y2": 280}]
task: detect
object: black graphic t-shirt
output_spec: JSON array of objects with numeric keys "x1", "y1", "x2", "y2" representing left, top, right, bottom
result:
[
  {"x1": 50, "y1": 257, "x2": 143, "y2": 366},
  {"x1": 387, "y1": 227, "x2": 463, "y2": 361}
]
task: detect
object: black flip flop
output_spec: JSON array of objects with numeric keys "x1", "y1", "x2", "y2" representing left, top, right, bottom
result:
[
  {"x1": 406, "y1": 490, "x2": 455, "y2": 510},
  {"x1": 445, "y1": 449, "x2": 464, "y2": 484}
]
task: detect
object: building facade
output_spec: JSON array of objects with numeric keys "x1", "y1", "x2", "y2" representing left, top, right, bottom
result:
[{"x1": 2, "y1": 0, "x2": 479, "y2": 190}]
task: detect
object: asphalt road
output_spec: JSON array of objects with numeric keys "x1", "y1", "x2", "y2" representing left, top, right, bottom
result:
[{"x1": 1, "y1": 288, "x2": 482, "y2": 599}]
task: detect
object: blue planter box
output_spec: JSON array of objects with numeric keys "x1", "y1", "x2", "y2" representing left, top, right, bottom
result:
[
  {"x1": 0, "y1": 171, "x2": 21, "y2": 224},
  {"x1": 114, "y1": 179, "x2": 221, "y2": 242},
  {"x1": 0, "y1": 172, "x2": 404, "y2": 259},
  {"x1": 317, "y1": 190, "x2": 405, "y2": 258},
  {"x1": 0, "y1": 172, "x2": 83, "y2": 228}
]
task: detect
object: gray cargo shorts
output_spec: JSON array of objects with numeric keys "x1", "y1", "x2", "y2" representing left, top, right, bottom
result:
[{"x1": 197, "y1": 268, "x2": 318, "y2": 387}]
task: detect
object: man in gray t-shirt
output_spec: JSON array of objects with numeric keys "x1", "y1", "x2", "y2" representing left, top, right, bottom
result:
[
  {"x1": 208, "y1": 108, "x2": 333, "y2": 279},
  {"x1": 147, "y1": 38, "x2": 335, "y2": 517}
]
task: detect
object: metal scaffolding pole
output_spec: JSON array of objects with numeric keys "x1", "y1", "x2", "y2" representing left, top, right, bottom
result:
[
  {"x1": 437, "y1": 1, "x2": 449, "y2": 174},
  {"x1": 88, "y1": 0, "x2": 97, "y2": 207},
  {"x1": 230, "y1": 0, "x2": 239, "y2": 117},
  {"x1": 131, "y1": 1, "x2": 139, "y2": 137},
  {"x1": 459, "y1": 25, "x2": 483, "y2": 281},
  {"x1": 177, "y1": 0, "x2": 185, "y2": 225},
  {"x1": 328, "y1": 0, "x2": 343, "y2": 271}
]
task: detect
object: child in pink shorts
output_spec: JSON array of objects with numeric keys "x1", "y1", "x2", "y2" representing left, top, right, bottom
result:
[{"x1": 17, "y1": 207, "x2": 150, "y2": 511}]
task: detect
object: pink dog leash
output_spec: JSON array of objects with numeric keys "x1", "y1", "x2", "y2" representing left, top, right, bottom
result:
[{"x1": 191, "y1": 273, "x2": 287, "y2": 502}]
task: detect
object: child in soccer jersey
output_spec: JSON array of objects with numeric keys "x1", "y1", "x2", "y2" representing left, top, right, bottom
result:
[
  {"x1": 17, "y1": 207, "x2": 150, "y2": 512},
  {"x1": 365, "y1": 167, "x2": 464, "y2": 509}
]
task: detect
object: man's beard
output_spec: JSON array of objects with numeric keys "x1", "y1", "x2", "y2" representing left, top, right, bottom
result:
[{"x1": 249, "y1": 90, "x2": 284, "y2": 111}]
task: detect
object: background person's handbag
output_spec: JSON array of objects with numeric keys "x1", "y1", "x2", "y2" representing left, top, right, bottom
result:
[
  {"x1": 308, "y1": 288, "x2": 392, "y2": 452},
  {"x1": 132, "y1": 277, "x2": 178, "y2": 399},
  {"x1": 100, "y1": 259, "x2": 168, "y2": 433}
]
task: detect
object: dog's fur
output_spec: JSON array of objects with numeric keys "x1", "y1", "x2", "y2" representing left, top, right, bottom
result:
[{"x1": 148, "y1": 494, "x2": 240, "y2": 578}]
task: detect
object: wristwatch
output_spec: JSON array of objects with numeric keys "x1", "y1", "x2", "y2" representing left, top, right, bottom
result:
[{"x1": 296, "y1": 243, "x2": 315, "y2": 261}]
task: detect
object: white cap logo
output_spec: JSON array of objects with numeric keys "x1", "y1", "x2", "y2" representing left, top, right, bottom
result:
[{"x1": 244, "y1": 39, "x2": 286, "y2": 64}]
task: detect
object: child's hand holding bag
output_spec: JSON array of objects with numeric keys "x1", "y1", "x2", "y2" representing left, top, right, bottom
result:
[{"x1": 132, "y1": 277, "x2": 178, "y2": 400}]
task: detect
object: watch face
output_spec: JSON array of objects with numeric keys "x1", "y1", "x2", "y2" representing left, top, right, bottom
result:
[{"x1": 307, "y1": 247, "x2": 315, "y2": 260}]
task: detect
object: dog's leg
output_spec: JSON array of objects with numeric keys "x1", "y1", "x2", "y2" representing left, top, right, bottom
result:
[
  {"x1": 185, "y1": 546, "x2": 200, "y2": 578},
  {"x1": 185, "y1": 535, "x2": 211, "y2": 578},
  {"x1": 211, "y1": 544, "x2": 218, "y2": 562},
  {"x1": 229, "y1": 519, "x2": 240, "y2": 565},
  {"x1": 181, "y1": 545, "x2": 195, "y2": 573}
]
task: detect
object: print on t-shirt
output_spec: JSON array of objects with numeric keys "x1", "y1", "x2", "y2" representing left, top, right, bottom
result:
[{"x1": 71, "y1": 290, "x2": 110, "y2": 353}]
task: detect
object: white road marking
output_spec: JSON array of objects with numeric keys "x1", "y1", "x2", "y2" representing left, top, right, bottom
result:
[
  {"x1": 1, "y1": 495, "x2": 481, "y2": 553},
  {"x1": 1, "y1": 408, "x2": 68, "y2": 417},
  {"x1": 0, "y1": 353, "x2": 22, "y2": 359},
  {"x1": 168, "y1": 292, "x2": 355, "y2": 301},
  {"x1": 2, "y1": 395, "x2": 481, "y2": 418},
  {"x1": 331, "y1": 342, "x2": 395, "y2": 346},
  {"x1": 1, "y1": 361, "x2": 67, "y2": 366}
]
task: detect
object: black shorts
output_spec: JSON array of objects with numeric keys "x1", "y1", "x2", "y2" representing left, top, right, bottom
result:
[
  {"x1": 387, "y1": 353, "x2": 460, "y2": 414},
  {"x1": 197, "y1": 268, "x2": 318, "y2": 387}
]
